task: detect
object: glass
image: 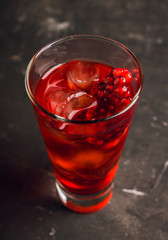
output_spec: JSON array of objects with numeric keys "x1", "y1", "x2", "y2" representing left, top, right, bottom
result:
[{"x1": 25, "y1": 35, "x2": 143, "y2": 213}]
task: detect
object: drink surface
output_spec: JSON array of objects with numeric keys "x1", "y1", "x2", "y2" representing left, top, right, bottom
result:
[
  {"x1": 35, "y1": 60, "x2": 135, "y2": 121},
  {"x1": 34, "y1": 60, "x2": 137, "y2": 195}
]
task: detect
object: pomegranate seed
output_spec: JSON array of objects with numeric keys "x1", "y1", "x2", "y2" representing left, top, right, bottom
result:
[
  {"x1": 99, "y1": 82, "x2": 106, "y2": 90},
  {"x1": 97, "y1": 90, "x2": 105, "y2": 99},
  {"x1": 114, "y1": 85, "x2": 128, "y2": 98},
  {"x1": 118, "y1": 98, "x2": 131, "y2": 110},
  {"x1": 123, "y1": 68, "x2": 129, "y2": 73},
  {"x1": 113, "y1": 68, "x2": 123, "y2": 77},
  {"x1": 113, "y1": 68, "x2": 132, "y2": 83},
  {"x1": 111, "y1": 95, "x2": 120, "y2": 105},
  {"x1": 124, "y1": 72, "x2": 132, "y2": 82},
  {"x1": 124, "y1": 87, "x2": 133, "y2": 98},
  {"x1": 105, "y1": 84, "x2": 113, "y2": 92},
  {"x1": 104, "y1": 75, "x2": 113, "y2": 84},
  {"x1": 100, "y1": 108, "x2": 106, "y2": 115},
  {"x1": 89, "y1": 66, "x2": 134, "y2": 118},
  {"x1": 109, "y1": 105, "x2": 115, "y2": 111},
  {"x1": 106, "y1": 112, "x2": 112, "y2": 117},
  {"x1": 113, "y1": 76, "x2": 126, "y2": 86},
  {"x1": 121, "y1": 98, "x2": 131, "y2": 105},
  {"x1": 107, "y1": 93, "x2": 113, "y2": 100}
]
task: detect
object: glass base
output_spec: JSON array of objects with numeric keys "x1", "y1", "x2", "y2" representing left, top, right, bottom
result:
[{"x1": 56, "y1": 180, "x2": 113, "y2": 213}]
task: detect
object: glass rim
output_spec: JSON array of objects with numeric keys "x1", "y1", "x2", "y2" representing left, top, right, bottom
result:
[{"x1": 25, "y1": 34, "x2": 143, "y2": 124}]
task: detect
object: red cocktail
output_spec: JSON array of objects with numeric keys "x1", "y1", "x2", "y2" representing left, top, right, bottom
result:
[{"x1": 25, "y1": 35, "x2": 143, "y2": 213}]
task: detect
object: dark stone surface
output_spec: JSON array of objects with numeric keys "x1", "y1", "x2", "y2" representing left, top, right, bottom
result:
[{"x1": 0, "y1": 0, "x2": 168, "y2": 239}]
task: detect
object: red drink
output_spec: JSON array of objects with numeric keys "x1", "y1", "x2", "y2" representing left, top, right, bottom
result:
[
  {"x1": 25, "y1": 36, "x2": 143, "y2": 213},
  {"x1": 33, "y1": 60, "x2": 138, "y2": 210}
]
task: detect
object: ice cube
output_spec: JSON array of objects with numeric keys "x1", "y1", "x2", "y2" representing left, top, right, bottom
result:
[
  {"x1": 47, "y1": 90, "x2": 98, "y2": 121},
  {"x1": 46, "y1": 90, "x2": 69, "y2": 115},
  {"x1": 62, "y1": 91, "x2": 98, "y2": 120},
  {"x1": 67, "y1": 61, "x2": 99, "y2": 91}
]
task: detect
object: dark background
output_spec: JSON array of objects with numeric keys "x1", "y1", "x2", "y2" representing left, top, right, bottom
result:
[{"x1": 0, "y1": 0, "x2": 168, "y2": 239}]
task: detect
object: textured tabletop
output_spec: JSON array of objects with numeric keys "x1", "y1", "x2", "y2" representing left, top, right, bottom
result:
[{"x1": 0, "y1": 0, "x2": 168, "y2": 239}]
